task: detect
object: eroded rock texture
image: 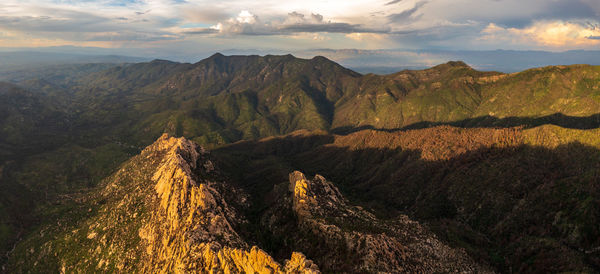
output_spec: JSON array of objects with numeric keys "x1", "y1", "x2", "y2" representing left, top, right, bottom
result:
[
  {"x1": 261, "y1": 171, "x2": 491, "y2": 273},
  {"x1": 8, "y1": 134, "x2": 486, "y2": 273}
]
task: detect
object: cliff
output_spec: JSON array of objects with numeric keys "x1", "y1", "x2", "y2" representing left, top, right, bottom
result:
[
  {"x1": 260, "y1": 171, "x2": 490, "y2": 272},
  {"x1": 7, "y1": 134, "x2": 319, "y2": 273}
]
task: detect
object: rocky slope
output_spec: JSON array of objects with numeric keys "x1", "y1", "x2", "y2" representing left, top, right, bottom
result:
[
  {"x1": 6, "y1": 134, "x2": 319, "y2": 273},
  {"x1": 6, "y1": 133, "x2": 488, "y2": 272},
  {"x1": 261, "y1": 171, "x2": 490, "y2": 273}
]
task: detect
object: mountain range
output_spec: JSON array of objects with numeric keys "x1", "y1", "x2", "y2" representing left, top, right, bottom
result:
[{"x1": 1, "y1": 54, "x2": 599, "y2": 272}]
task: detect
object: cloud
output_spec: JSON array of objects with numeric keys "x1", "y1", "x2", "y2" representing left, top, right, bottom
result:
[
  {"x1": 180, "y1": 28, "x2": 219, "y2": 35},
  {"x1": 278, "y1": 11, "x2": 392, "y2": 34},
  {"x1": 186, "y1": 10, "x2": 390, "y2": 36},
  {"x1": 1, "y1": 0, "x2": 600, "y2": 52},
  {"x1": 424, "y1": 0, "x2": 599, "y2": 29},
  {"x1": 0, "y1": 1, "x2": 184, "y2": 45},
  {"x1": 279, "y1": 22, "x2": 389, "y2": 34},
  {"x1": 479, "y1": 21, "x2": 600, "y2": 48},
  {"x1": 84, "y1": 31, "x2": 180, "y2": 42},
  {"x1": 181, "y1": 6, "x2": 230, "y2": 23},
  {"x1": 345, "y1": 33, "x2": 387, "y2": 41},
  {"x1": 388, "y1": 1, "x2": 427, "y2": 22},
  {"x1": 385, "y1": 0, "x2": 403, "y2": 5}
]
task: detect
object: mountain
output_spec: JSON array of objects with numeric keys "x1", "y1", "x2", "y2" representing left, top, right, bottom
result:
[
  {"x1": 46, "y1": 54, "x2": 600, "y2": 147},
  {"x1": 1, "y1": 54, "x2": 599, "y2": 272},
  {"x1": 0, "y1": 52, "x2": 147, "y2": 72},
  {"x1": 6, "y1": 134, "x2": 489, "y2": 272}
]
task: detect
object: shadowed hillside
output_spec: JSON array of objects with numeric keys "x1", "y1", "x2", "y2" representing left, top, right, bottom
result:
[
  {"x1": 333, "y1": 113, "x2": 600, "y2": 134},
  {"x1": 214, "y1": 126, "x2": 600, "y2": 272}
]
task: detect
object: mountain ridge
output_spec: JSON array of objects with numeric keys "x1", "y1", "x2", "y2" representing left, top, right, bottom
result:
[{"x1": 58, "y1": 54, "x2": 600, "y2": 148}]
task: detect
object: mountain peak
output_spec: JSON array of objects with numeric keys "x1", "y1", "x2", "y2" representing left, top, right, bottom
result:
[
  {"x1": 209, "y1": 52, "x2": 225, "y2": 58},
  {"x1": 311, "y1": 55, "x2": 329, "y2": 61},
  {"x1": 148, "y1": 59, "x2": 177, "y2": 64},
  {"x1": 447, "y1": 60, "x2": 469, "y2": 67},
  {"x1": 289, "y1": 171, "x2": 345, "y2": 219},
  {"x1": 139, "y1": 134, "x2": 322, "y2": 273},
  {"x1": 431, "y1": 60, "x2": 472, "y2": 70},
  {"x1": 310, "y1": 55, "x2": 340, "y2": 66}
]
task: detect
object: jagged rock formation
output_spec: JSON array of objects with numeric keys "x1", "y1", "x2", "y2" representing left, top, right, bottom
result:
[
  {"x1": 6, "y1": 134, "x2": 319, "y2": 273},
  {"x1": 6, "y1": 133, "x2": 492, "y2": 273},
  {"x1": 262, "y1": 171, "x2": 490, "y2": 273},
  {"x1": 137, "y1": 134, "x2": 319, "y2": 273}
]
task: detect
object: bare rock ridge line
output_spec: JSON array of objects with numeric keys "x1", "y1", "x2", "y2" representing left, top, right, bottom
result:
[
  {"x1": 8, "y1": 133, "x2": 489, "y2": 272},
  {"x1": 139, "y1": 133, "x2": 319, "y2": 273},
  {"x1": 285, "y1": 171, "x2": 491, "y2": 273},
  {"x1": 136, "y1": 133, "x2": 490, "y2": 272}
]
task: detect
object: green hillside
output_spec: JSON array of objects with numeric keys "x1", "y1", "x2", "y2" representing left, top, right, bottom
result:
[{"x1": 48, "y1": 55, "x2": 600, "y2": 148}]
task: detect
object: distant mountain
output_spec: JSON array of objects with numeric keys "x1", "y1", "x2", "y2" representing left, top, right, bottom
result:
[
  {"x1": 6, "y1": 46, "x2": 600, "y2": 73},
  {"x1": 66, "y1": 55, "x2": 600, "y2": 146},
  {"x1": 0, "y1": 51, "x2": 150, "y2": 92},
  {"x1": 0, "y1": 51, "x2": 148, "y2": 69},
  {"x1": 295, "y1": 49, "x2": 600, "y2": 73}
]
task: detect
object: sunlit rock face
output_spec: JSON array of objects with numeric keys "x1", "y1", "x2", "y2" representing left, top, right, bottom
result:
[
  {"x1": 282, "y1": 171, "x2": 491, "y2": 273},
  {"x1": 8, "y1": 133, "x2": 487, "y2": 273},
  {"x1": 134, "y1": 134, "x2": 487, "y2": 273},
  {"x1": 137, "y1": 134, "x2": 319, "y2": 273},
  {"x1": 8, "y1": 133, "x2": 319, "y2": 273}
]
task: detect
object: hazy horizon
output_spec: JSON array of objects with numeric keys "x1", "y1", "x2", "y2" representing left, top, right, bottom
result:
[
  {"x1": 2, "y1": 0, "x2": 600, "y2": 73},
  {"x1": 2, "y1": 46, "x2": 600, "y2": 74}
]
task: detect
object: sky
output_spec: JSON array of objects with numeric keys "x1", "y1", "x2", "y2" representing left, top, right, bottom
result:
[{"x1": 0, "y1": 0, "x2": 599, "y2": 60}]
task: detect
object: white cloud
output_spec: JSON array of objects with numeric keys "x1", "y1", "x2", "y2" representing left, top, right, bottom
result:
[{"x1": 480, "y1": 21, "x2": 600, "y2": 49}]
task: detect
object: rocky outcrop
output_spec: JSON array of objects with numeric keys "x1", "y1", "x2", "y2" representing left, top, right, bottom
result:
[
  {"x1": 275, "y1": 171, "x2": 492, "y2": 273},
  {"x1": 8, "y1": 134, "x2": 319, "y2": 273},
  {"x1": 8, "y1": 134, "x2": 488, "y2": 273},
  {"x1": 137, "y1": 134, "x2": 319, "y2": 273},
  {"x1": 133, "y1": 135, "x2": 487, "y2": 273}
]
